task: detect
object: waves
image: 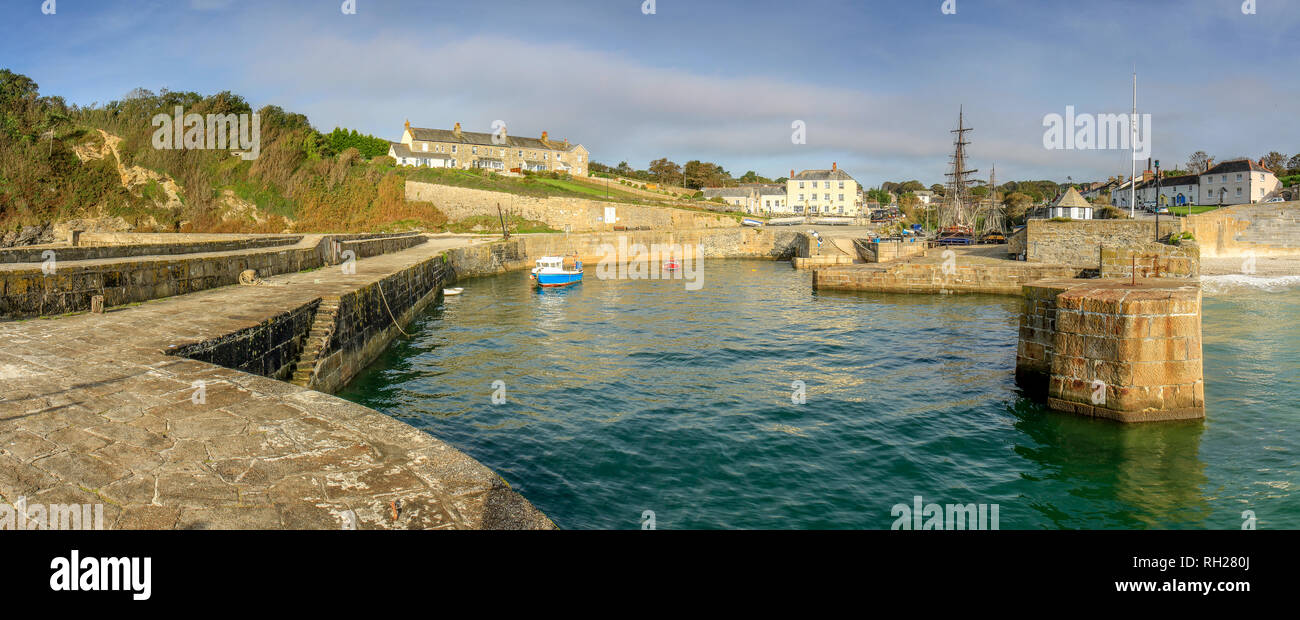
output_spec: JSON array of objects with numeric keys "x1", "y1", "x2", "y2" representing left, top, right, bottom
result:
[{"x1": 1201, "y1": 274, "x2": 1300, "y2": 295}]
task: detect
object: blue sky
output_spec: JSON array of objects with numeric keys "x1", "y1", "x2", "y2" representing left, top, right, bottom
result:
[{"x1": 3, "y1": 0, "x2": 1297, "y2": 186}]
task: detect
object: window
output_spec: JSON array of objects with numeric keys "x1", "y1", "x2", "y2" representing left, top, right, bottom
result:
[
  {"x1": 500, "y1": 149, "x2": 505, "y2": 156},
  {"x1": 472, "y1": 146, "x2": 478, "y2": 155},
  {"x1": 824, "y1": 182, "x2": 830, "y2": 189},
  {"x1": 799, "y1": 182, "x2": 805, "y2": 189},
  {"x1": 799, "y1": 194, "x2": 804, "y2": 201},
  {"x1": 839, "y1": 182, "x2": 844, "y2": 189},
  {"x1": 838, "y1": 194, "x2": 844, "y2": 201},
  {"x1": 1236, "y1": 187, "x2": 1242, "y2": 196},
  {"x1": 1236, "y1": 174, "x2": 1242, "y2": 182},
  {"x1": 422, "y1": 143, "x2": 428, "y2": 152},
  {"x1": 518, "y1": 150, "x2": 523, "y2": 157},
  {"x1": 451, "y1": 145, "x2": 457, "y2": 153},
  {"x1": 824, "y1": 194, "x2": 830, "y2": 201}
]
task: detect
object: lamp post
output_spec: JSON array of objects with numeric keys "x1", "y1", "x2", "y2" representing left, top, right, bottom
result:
[{"x1": 1154, "y1": 160, "x2": 1161, "y2": 241}]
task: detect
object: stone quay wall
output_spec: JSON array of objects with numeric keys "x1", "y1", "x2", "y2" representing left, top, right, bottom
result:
[
  {"x1": 169, "y1": 300, "x2": 320, "y2": 381},
  {"x1": 405, "y1": 181, "x2": 741, "y2": 233},
  {"x1": 869, "y1": 238, "x2": 927, "y2": 262},
  {"x1": 309, "y1": 256, "x2": 446, "y2": 393},
  {"x1": 337, "y1": 233, "x2": 427, "y2": 260},
  {"x1": 1182, "y1": 202, "x2": 1300, "y2": 258},
  {"x1": 1099, "y1": 241, "x2": 1200, "y2": 279},
  {"x1": 1025, "y1": 219, "x2": 1183, "y2": 268},
  {"x1": 1016, "y1": 279, "x2": 1204, "y2": 423},
  {"x1": 0, "y1": 233, "x2": 421, "y2": 320},
  {"x1": 811, "y1": 261, "x2": 1086, "y2": 296},
  {"x1": 0, "y1": 235, "x2": 301, "y2": 264},
  {"x1": 442, "y1": 228, "x2": 802, "y2": 281}
]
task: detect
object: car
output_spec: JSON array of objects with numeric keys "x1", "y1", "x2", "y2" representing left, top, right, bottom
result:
[{"x1": 1265, "y1": 197, "x2": 1285, "y2": 203}]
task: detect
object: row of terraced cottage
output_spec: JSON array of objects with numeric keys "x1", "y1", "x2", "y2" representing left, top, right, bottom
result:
[{"x1": 387, "y1": 120, "x2": 590, "y2": 176}]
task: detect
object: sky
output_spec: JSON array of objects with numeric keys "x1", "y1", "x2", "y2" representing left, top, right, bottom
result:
[{"x1": 3, "y1": 0, "x2": 1298, "y2": 187}]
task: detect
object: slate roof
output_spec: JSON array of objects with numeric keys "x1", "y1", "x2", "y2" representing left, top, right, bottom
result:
[
  {"x1": 792, "y1": 169, "x2": 856, "y2": 182},
  {"x1": 406, "y1": 126, "x2": 582, "y2": 152},
  {"x1": 1051, "y1": 187, "x2": 1093, "y2": 209},
  {"x1": 1203, "y1": 158, "x2": 1272, "y2": 176},
  {"x1": 389, "y1": 143, "x2": 454, "y2": 160}
]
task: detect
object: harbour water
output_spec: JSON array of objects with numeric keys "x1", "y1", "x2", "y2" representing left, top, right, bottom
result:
[{"x1": 339, "y1": 260, "x2": 1298, "y2": 529}]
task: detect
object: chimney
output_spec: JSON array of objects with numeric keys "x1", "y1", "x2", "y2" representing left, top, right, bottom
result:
[
  {"x1": 541, "y1": 131, "x2": 549, "y2": 146},
  {"x1": 563, "y1": 138, "x2": 569, "y2": 148},
  {"x1": 790, "y1": 169, "x2": 795, "y2": 179},
  {"x1": 832, "y1": 162, "x2": 837, "y2": 172},
  {"x1": 1205, "y1": 157, "x2": 1214, "y2": 172},
  {"x1": 404, "y1": 119, "x2": 410, "y2": 131},
  {"x1": 453, "y1": 122, "x2": 462, "y2": 138}
]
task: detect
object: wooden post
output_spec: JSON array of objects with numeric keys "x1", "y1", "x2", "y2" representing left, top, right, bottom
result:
[
  {"x1": 497, "y1": 202, "x2": 510, "y2": 240},
  {"x1": 91, "y1": 295, "x2": 105, "y2": 314}
]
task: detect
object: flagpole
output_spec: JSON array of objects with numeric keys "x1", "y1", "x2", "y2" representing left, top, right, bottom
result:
[{"x1": 1130, "y1": 69, "x2": 1137, "y2": 218}]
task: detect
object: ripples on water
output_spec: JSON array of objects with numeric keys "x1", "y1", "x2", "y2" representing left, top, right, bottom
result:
[{"x1": 339, "y1": 261, "x2": 1299, "y2": 529}]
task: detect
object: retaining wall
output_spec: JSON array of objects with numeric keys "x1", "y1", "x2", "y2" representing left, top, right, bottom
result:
[
  {"x1": 1182, "y1": 202, "x2": 1300, "y2": 258},
  {"x1": 406, "y1": 181, "x2": 741, "y2": 232}
]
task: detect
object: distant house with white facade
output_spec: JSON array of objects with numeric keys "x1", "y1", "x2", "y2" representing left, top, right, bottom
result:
[
  {"x1": 701, "y1": 184, "x2": 788, "y2": 214},
  {"x1": 786, "y1": 164, "x2": 862, "y2": 216},
  {"x1": 913, "y1": 190, "x2": 936, "y2": 206},
  {"x1": 1036, "y1": 187, "x2": 1093, "y2": 219},
  {"x1": 1199, "y1": 158, "x2": 1280, "y2": 205},
  {"x1": 388, "y1": 120, "x2": 589, "y2": 176}
]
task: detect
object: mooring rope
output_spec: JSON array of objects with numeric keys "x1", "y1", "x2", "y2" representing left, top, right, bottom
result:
[{"x1": 375, "y1": 280, "x2": 412, "y2": 338}]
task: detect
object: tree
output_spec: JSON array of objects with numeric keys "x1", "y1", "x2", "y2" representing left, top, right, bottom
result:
[
  {"x1": 1287, "y1": 153, "x2": 1300, "y2": 174},
  {"x1": 648, "y1": 158, "x2": 682, "y2": 186},
  {"x1": 1261, "y1": 151, "x2": 1288, "y2": 176},
  {"x1": 682, "y1": 160, "x2": 729, "y2": 189},
  {"x1": 1003, "y1": 192, "x2": 1033, "y2": 224},
  {"x1": 1187, "y1": 151, "x2": 1210, "y2": 174}
]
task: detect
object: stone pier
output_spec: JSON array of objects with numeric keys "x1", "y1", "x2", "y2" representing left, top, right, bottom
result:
[{"x1": 1016, "y1": 278, "x2": 1204, "y2": 422}]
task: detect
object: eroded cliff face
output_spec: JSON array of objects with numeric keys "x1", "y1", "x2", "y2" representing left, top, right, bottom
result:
[{"x1": 2, "y1": 129, "x2": 289, "y2": 247}]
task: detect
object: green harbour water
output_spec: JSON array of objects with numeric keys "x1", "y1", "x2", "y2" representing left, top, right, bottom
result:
[{"x1": 338, "y1": 260, "x2": 1299, "y2": 529}]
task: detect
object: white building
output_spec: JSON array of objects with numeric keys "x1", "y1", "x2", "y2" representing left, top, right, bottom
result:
[
  {"x1": 1199, "y1": 158, "x2": 1281, "y2": 205},
  {"x1": 786, "y1": 164, "x2": 862, "y2": 216},
  {"x1": 1038, "y1": 187, "x2": 1093, "y2": 219}
]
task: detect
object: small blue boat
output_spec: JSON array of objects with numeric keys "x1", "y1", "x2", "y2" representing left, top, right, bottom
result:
[{"x1": 530, "y1": 256, "x2": 583, "y2": 288}]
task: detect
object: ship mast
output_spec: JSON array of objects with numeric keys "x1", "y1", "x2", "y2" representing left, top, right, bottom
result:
[
  {"x1": 941, "y1": 106, "x2": 978, "y2": 231},
  {"x1": 979, "y1": 163, "x2": 1006, "y2": 237}
]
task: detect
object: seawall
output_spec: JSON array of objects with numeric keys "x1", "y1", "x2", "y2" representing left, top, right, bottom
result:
[{"x1": 406, "y1": 181, "x2": 741, "y2": 232}]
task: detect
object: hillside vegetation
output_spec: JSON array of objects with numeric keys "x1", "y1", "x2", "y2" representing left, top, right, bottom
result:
[
  {"x1": 1, "y1": 69, "x2": 446, "y2": 237},
  {"x1": 0, "y1": 69, "x2": 747, "y2": 242}
]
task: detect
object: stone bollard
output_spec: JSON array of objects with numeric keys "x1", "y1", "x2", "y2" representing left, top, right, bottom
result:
[
  {"x1": 91, "y1": 295, "x2": 105, "y2": 314},
  {"x1": 70, "y1": 230, "x2": 83, "y2": 247},
  {"x1": 1017, "y1": 278, "x2": 1204, "y2": 422}
]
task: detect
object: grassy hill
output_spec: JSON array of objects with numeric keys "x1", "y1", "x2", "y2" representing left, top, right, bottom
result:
[{"x1": 1, "y1": 69, "x2": 743, "y2": 242}]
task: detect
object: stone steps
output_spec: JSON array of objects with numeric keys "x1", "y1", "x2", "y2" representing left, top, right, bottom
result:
[{"x1": 290, "y1": 298, "x2": 340, "y2": 387}]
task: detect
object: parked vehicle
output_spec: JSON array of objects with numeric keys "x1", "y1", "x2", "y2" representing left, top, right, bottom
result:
[{"x1": 1265, "y1": 197, "x2": 1285, "y2": 203}]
